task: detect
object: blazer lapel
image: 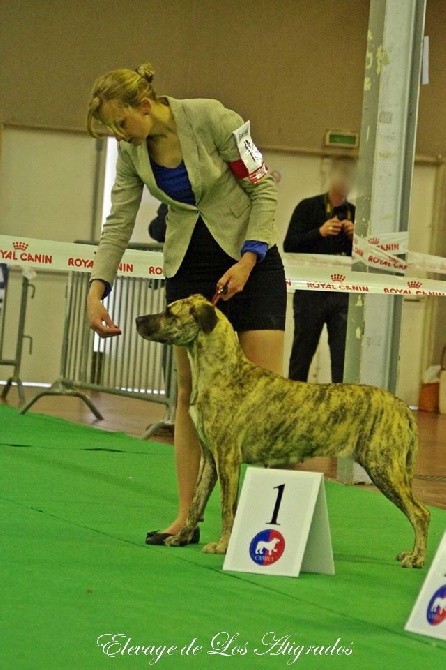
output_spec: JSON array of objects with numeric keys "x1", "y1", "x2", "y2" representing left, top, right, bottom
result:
[
  {"x1": 133, "y1": 143, "x2": 166, "y2": 200},
  {"x1": 167, "y1": 97, "x2": 203, "y2": 202}
]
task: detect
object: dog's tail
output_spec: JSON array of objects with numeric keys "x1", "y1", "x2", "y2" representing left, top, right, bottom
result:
[{"x1": 403, "y1": 404, "x2": 419, "y2": 481}]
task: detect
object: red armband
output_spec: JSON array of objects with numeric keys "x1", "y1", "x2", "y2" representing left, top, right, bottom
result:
[
  {"x1": 229, "y1": 121, "x2": 269, "y2": 184},
  {"x1": 228, "y1": 159, "x2": 250, "y2": 180}
]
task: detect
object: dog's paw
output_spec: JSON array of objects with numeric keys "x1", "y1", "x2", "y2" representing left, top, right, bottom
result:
[
  {"x1": 396, "y1": 551, "x2": 425, "y2": 568},
  {"x1": 202, "y1": 541, "x2": 228, "y2": 555},
  {"x1": 165, "y1": 532, "x2": 192, "y2": 547}
]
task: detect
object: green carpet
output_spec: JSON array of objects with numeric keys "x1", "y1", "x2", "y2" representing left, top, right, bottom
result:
[{"x1": 1, "y1": 404, "x2": 445, "y2": 670}]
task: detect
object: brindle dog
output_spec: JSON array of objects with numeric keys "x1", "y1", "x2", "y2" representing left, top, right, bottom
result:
[{"x1": 136, "y1": 295, "x2": 430, "y2": 568}]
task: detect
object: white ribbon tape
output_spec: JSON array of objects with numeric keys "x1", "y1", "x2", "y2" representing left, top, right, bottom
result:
[
  {"x1": 286, "y1": 266, "x2": 446, "y2": 297},
  {"x1": 407, "y1": 251, "x2": 446, "y2": 275},
  {"x1": 351, "y1": 232, "x2": 446, "y2": 276},
  {"x1": 359, "y1": 231, "x2": 409, "y2": 254},
  {"x1": 1, "y1": 234, "x2": 446, "y2": 297},
  {"x1": 353, "y1": 235, "x2": 408, "y2": 273}
]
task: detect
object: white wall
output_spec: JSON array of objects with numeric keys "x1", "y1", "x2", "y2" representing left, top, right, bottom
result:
[
  {"x1": 0, "y1": 126, "x2": 97, "y2": 383},
  {"x1": 0, "y1": 127, "x2": 97, "y2": 240}
]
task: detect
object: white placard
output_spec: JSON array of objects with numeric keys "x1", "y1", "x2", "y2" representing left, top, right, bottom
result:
[
  {"x1": 405, "y1": 532, "x2": 446, "y2": 641},
  {"x1": 232, "y1": 121, "x2": 268, "y2": 184},
  {"x1": 223, "y1": 468, "x2": 335, "y2": 577}
]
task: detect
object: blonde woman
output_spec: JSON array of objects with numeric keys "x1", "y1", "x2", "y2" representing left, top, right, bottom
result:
[{"x1": 86, "y1": 63, "x2": 286, "y2": 545}]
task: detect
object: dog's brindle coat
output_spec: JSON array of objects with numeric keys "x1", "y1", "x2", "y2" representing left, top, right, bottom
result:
[{"x1": 136, "y1": 295, "x2": 430, "y2": 568}]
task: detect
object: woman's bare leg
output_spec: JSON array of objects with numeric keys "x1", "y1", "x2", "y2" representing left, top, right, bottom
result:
[
  {"x1": 161, "y1": 346, "x2": 201, "y2": 535},
  {"x1": 238, "y1": 329, "x2": 284, "y2": 374}
]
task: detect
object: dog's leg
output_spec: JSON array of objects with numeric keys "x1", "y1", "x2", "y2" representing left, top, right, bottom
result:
[
  {"x1": 202, "y1": 455, "x2": 240, "y2": 555},
  {"x1": 166, "y1": 448, "x2": 217, "y2": 547},
  {"x1": 394, "y1": 496, "x2": 430, "y2": 569},
  {"x1": 359, "y1": 458, "x2": 430, "y2": 568},
  {"x1": 194, "y1": 455, "x2": 207, "y2": 522}
]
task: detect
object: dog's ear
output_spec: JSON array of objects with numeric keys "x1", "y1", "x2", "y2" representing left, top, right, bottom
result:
[{"x1": 193, "y1": 302, "x2": 218, "y2": 334}]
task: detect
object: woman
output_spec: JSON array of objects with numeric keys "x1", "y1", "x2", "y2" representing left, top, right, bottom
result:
[{"x1": 86, "y1": 63, "x2": 287, "y2": 545}]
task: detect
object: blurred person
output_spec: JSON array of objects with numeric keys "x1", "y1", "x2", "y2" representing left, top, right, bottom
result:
[{"x1": 284, "y1": 156, "x2": 356, "y2": 383}]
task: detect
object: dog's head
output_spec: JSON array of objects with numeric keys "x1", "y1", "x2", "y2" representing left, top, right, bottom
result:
[{"x1": 135, "y1": 294, "x2": 218, "y2": 346}]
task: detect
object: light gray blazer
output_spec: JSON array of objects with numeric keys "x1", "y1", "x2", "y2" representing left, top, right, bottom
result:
[{"x1": 91, "y1": 97, "x2": 279, "y2": 284}]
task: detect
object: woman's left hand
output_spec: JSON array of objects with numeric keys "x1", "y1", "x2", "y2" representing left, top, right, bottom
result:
[{"x1": 217, "y1": 252, "x2": 257, "y2": 301}]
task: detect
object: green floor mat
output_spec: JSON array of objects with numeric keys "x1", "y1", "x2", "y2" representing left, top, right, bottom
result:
[{"x1": 1, "y1": 404, "x2": 445, "y2": 669}]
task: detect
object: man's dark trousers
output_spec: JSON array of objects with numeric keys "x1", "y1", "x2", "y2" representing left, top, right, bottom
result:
[{"x1": 289, "y1": 290, "x2": 349, "y2": 383}]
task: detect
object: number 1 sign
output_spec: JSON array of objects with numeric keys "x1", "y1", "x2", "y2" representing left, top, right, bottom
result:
[
  {"x1": 223, "y1": 468, "x2": 335, "y2": 577},
  {"x1": 405, "y1": 532, "x2": 446, "y2": 641}
]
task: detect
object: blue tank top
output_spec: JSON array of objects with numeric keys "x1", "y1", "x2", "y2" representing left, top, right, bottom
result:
[{"x1": 150, "y1": 158, "x2": 196, "y2": 205}]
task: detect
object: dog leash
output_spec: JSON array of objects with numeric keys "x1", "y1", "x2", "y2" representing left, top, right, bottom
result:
[{"x1": 211, "y1": 283, "x2": 228, "y2": 306}]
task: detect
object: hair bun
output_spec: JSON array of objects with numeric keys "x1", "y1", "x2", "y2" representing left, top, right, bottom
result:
[{"x1": 135, "y1": 63, "x2": 155, "y2": 83}]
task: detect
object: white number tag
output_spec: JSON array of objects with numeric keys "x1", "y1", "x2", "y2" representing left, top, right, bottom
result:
[{"x1": 232, "y1": 121, "x2": 268, "y2": 184}]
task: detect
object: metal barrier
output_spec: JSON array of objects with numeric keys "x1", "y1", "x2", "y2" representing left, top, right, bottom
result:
[
  {"x1": 20, "y1": 272, "x2": 176, "y2": 438},
  {"x1": 0, "y1": 267, "x2": 34, "y2": 405}
]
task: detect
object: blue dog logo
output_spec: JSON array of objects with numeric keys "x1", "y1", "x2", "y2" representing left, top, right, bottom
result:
[
  {"x1": 249, "y1": 529, "x2": 285, "y2": 566},
  {"x1": 426, "y1": 585, "x2": 446, "y2": 626}
]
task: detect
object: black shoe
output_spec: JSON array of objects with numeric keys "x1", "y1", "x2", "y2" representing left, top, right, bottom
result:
[{"x1": 145, "y1": 527, "x2": 200, "y2": 546}]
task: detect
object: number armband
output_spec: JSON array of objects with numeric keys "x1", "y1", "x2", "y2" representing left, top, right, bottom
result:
[{"x1": 228, "y1": 121, "x2": 269, "y2": 184}]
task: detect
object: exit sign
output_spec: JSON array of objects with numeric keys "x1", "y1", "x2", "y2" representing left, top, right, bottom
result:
[{"x1": 325, "y1": 130, "x2": 358, "y2": 148}]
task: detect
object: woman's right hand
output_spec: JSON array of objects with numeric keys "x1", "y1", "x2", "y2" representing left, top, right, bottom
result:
[{"x1": 87, "y1": 283, "x2": 121, "y2": 338}]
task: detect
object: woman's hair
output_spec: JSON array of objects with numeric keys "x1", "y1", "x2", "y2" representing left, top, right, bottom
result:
[{"x1": 86, "y1": 63, "x2": 157, "y2": 137}]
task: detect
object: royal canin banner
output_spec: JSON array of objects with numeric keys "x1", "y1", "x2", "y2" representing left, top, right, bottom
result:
[
  {"x1": 353, "y1": 235, "x2": 408, "y2": 273},
  {"x1": 358, "y1": 232, "x2": 409, "y2": 254},
  {"x1": 0, "y1": 236, "x2": 163, "y2": 278},
  {"x1": 286, "y1": 267, "x2": 446, "y2": 298},
  {"x1": 1, "y1": 235, "x2": 446, "y2": 297},
  {"x1": 351, "y1": 232, "x2": 446, "y2": 275}
]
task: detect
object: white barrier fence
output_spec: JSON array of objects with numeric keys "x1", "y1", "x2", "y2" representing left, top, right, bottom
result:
[{"x1": 13, "y1": 272, "x2": 176, "y2": 437}]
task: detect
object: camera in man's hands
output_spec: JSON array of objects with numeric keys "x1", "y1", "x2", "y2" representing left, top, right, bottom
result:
[{"x1": 331, "y1": 204, "x2": 349, "y2": 220}]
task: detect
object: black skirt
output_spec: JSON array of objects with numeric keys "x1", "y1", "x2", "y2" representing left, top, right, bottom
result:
[{"x1": 165, "y1": 219, "x2": 286, "y2": 332}]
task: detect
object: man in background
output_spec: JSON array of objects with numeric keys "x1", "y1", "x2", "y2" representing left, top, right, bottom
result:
[{"x1": 284, "y1": 155, "x2": 356, "y2": 383}]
